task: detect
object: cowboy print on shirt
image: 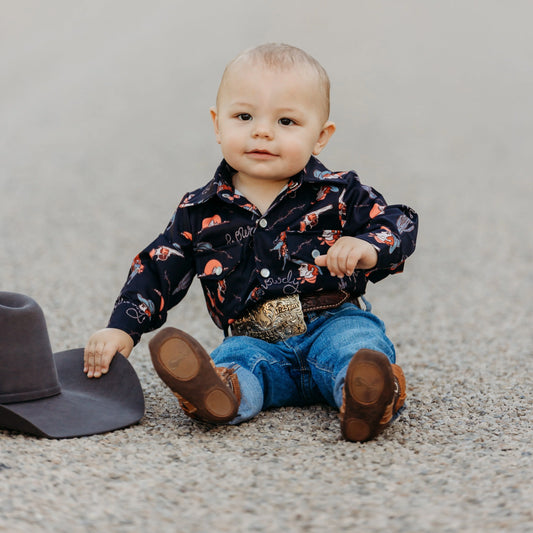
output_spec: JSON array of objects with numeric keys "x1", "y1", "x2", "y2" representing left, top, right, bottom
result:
[{"x1": 108, "y1": 156, "x2": 418, "y2": 344}]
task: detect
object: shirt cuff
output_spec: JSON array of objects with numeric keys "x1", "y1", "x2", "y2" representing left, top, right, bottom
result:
[{"x1": 107, "y1": 300, "x2": 149, "y2": 346}]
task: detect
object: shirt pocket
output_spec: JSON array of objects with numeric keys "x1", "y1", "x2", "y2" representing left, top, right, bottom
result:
[
  {"x1": 285, "y1": 229, "x2": 341, "y2": 265},
  {"x1": 194, "y1": 241, "x2": 243, "y2": 280}
]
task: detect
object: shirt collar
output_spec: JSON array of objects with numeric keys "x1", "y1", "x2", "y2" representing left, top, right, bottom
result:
[{"x1": 179, "y1": 156, "x2": 348, "y2": 208}]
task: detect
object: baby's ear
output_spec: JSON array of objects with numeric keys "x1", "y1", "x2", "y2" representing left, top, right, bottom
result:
[
  {"x1": 313, "y1": 121, "x2": 336, "y2": 155},
  {"x1": 210, "y1": 107, "x2": 221, "y2": 144}
]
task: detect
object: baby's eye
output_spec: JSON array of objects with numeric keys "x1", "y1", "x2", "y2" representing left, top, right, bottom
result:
[
  {"x1": 279, "y1": 117, "x2": 295, "y2": 126},
  {"x1": 237, "y1": 113, "x2": 252, "y2": 121}
]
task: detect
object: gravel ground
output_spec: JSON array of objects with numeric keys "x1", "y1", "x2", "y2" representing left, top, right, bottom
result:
[{"x1": 1, "y1": 2, "x2": 532, "y2": 532}]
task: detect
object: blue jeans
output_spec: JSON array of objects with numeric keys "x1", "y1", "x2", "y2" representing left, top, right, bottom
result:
[{"x1": 211, "y1": 301, "x2": 396, "y2": 424}]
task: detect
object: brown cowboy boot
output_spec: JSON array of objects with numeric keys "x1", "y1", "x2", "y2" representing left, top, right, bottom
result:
[
  {"x1": 149, "y1": 327, "x2": 240, "y2": 424},
  {"x1": 340, "y1": 349, "x2": 406, "y2": 442}
]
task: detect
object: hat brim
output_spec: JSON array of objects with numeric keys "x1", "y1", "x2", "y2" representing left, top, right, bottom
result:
[{"x1": 0, "y1": 349, "x2": 144, "y2": 438}]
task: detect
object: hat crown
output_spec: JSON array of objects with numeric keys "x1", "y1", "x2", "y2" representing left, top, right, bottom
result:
[{"x1": 0, "y1": 292, "x2": 61, "y2": 404}]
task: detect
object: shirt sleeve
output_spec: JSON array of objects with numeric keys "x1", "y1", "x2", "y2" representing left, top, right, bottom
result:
[
  {"x1": 107, "y1": 204, "x2": 195, "y2": 345},
  {"x1": 342, "y1": 174, "x2": 418, "y2": 283}
]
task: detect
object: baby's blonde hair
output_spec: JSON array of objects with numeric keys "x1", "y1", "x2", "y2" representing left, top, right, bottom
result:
[{"x1": 217, "y1": 43, "x2": 331, "y2": 119}]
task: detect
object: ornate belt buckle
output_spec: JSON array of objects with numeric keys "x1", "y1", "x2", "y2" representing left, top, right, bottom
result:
[{"x1": 232, "y1": 294, "x2": 307, "y2": 343}]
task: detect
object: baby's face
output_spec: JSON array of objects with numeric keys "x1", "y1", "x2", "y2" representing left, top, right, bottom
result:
[{"x1": 211, "y1": 61, "x2": 334, "y2": 185}]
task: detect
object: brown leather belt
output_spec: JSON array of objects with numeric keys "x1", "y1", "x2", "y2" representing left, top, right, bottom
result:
[
  {"x1": 230, "y1": 290, "x2": 360, "y2": 343},
  {"x1": 299, "y1": 289, "x2": 360, "y2": 315}
]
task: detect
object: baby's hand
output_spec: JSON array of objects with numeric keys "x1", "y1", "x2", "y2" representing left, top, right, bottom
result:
[
  {"x1": 84, "y1": 328, "x2": 134, "y2": 378},
  {"x1": 314, "y1": 236, "x2": 378, "y2": 278}
]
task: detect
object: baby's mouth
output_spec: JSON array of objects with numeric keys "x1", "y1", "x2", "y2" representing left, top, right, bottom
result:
[{"x1": 247, "y1": 149, "x2": 278, "y2": 157}]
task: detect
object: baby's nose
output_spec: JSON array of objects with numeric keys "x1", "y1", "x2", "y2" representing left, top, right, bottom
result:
[{"x1": 252, "y1": 121, "x2": 273, "y2": 138}]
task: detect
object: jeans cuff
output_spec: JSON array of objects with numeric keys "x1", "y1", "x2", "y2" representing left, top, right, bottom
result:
[{"x1": 219, "y1": 364, "x2": 264, "y2": 425}]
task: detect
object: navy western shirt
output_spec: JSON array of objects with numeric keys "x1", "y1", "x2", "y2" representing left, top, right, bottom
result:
[{"x1": 108, "y1": 156, "x2": 418, "y2": 344}]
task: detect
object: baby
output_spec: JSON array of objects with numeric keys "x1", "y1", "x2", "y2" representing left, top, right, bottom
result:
[{"x1": 85, "y1": 43, "x2": 418, "y2": 442}]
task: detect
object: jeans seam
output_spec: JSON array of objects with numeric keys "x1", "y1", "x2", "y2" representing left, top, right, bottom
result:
[{"x1": 249, "y1": 356, "x2": 291, "y2": 374}]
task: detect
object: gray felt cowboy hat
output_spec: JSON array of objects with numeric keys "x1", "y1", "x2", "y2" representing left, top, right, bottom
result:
[{"x1": 0, "y1": 292, "x2": 144, "y2": 438}]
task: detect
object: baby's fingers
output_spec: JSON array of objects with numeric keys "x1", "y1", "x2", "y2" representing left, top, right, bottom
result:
[
  {"x1": 83, "y1": 344, "x2": 95, "y2": 376},
  {"x1": 84, "y1": 342, "x2": 102, "y2": 378},
  {"x1": 314, "y1": 254, "x2": 327, "y2": 267},
  {"x1": 328, "y1": 249, "x2": 344, "y2": 277},
  {"x1": 315, "y1": 253, "x2": 340, "y2": 277},
  {"x1": 328, "y1": 245, "x2": 354, "y2": 277},
  {"x1": 97, "y1": 345, "x2": 118, "y2": 376},
  {"x1": 344, "y1": 248, "x2": 363, "y2": 276},
  {"x1": 84, "y1": 342, "x2": 116, "y2": 379},
  {"x1": 315, "y1": 251, "x2": 343, "y2": 277}
]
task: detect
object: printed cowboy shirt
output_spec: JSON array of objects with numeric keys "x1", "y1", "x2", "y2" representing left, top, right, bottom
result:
[{"x1": 108, "y1": 156, "x2": 418, "y2": 344}]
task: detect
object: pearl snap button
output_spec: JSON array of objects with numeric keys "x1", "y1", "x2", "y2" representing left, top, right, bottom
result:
[
  {"x1": 311, "y1": 249, "x2": 321, "y2": 259},
  {"x1": 260, "y1": 268, "x2": 270, "y2": 278},
  {"x1": 258, "y1": 218, "x2": 268, "y2": 228}
]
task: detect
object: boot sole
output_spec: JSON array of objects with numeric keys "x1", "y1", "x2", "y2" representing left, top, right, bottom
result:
[
  {"x1": 341, "y1": 349, "x2": 394, "y2": 442},
  {"x1": 149, "y1": 327, "x2": 238, "y2": 422}
]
